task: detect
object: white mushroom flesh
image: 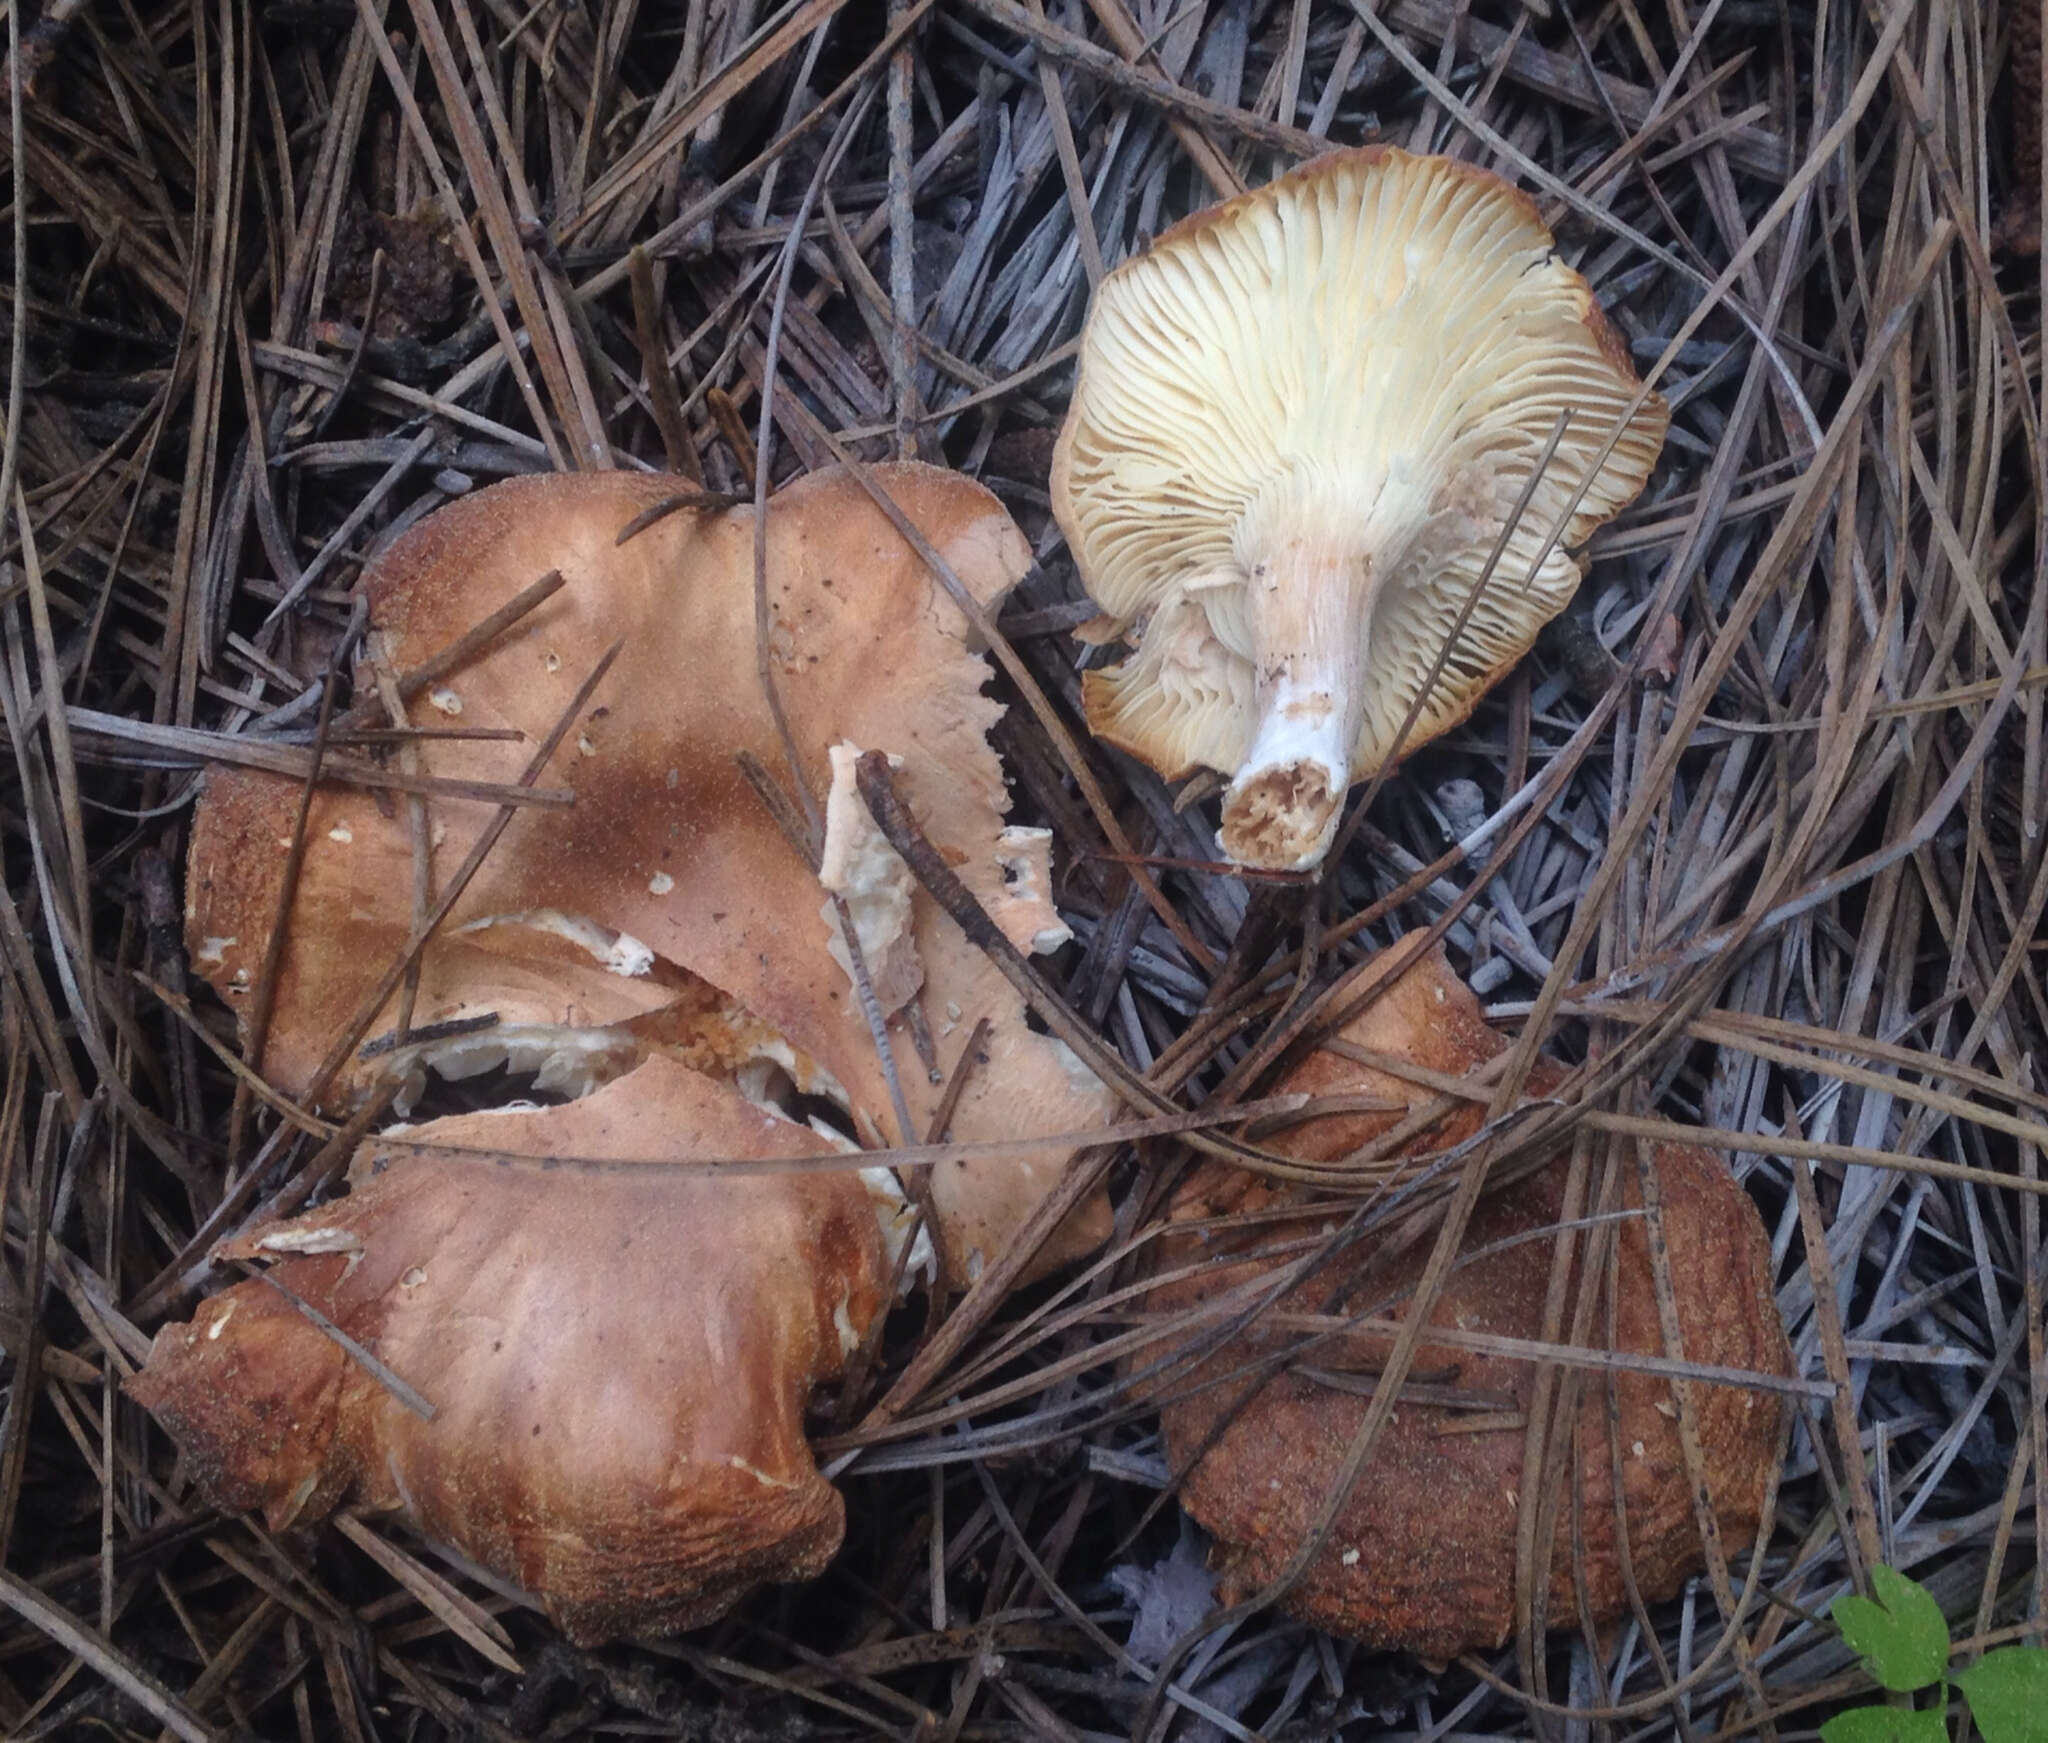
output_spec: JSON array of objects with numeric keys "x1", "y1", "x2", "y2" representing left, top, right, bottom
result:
[{"x1": 817, "y1": 742, "x2": 924, "y2": 1016}]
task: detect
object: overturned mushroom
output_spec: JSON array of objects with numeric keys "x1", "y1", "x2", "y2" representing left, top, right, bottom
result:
[
  {"x1": 184, "y1": 462, "x2": 1112, "y2": 1285},
  {"x1": 130, "y1": 1055, "x2": 890, "y2": 1643},
  {"x1": 1142, "y1": 940, "x2": 1788, "y2": 1658},
  {"x1": 1052, "y1": 147, "x2": 1668, "y2": 869}
]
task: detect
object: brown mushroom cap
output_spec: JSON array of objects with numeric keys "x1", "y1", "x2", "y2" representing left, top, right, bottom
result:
[
  {"x1": 128, "y1": 1054, "x2": 890, "y2": 1644},
  {"x1": 1052, "y1": 147, "x2": 1669, "y2": 869},
  {"x1": 1144, "y1": 942, "x2": 1788, "y2": 1657},
  {"x1": 186, "y1": 773, "x2": 698, "y2": 1107},
  {"x1": 185, "y1": 463, "x2": 1112, "y2": 1286}
]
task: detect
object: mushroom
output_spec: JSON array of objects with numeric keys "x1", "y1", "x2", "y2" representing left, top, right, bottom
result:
[
  {"x1": 185, "y1": 774, "x2": 704, "y2": 1111},
  {"x1": 1142, "y1": 940, "x2": 1789, "y2": 1657},
  {"x1": 1051, "y1": 147, "x2": 1669, "y2": 869},
  {"x1": 185, "y1": 462, "x2": 1112, "y2": 1285},
  {"x1": 151, "y1": 463, "x2": 1121, "y2": 1642},
  {"x1": 129, "y1": 1054, "x2": 891, "y2": 1644}
]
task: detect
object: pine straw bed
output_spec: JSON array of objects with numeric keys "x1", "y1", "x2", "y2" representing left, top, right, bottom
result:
[{"x1": 0, "y1": 0, "x2": 2044, "y2": 1738}]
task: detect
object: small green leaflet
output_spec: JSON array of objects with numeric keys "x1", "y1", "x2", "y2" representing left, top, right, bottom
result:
[
  {"x1": 1833, "y1": 1566, "x2": 1951, "y2": 1693},
  {"x1": 1819, "y1": 1705, "x2": 1949, "y2": 1743},
  {"x1": 1956, "y1": 1649, "x2": 2048, "y2": 1743}
]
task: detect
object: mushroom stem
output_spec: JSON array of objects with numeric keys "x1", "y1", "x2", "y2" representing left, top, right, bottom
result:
[{"x1": 1220, "y1": 534, "x2": 1385, "y2": 870}]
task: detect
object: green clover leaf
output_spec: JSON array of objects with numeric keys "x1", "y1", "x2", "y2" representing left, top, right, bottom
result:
[
  {"x1": 1833, "y1": 1565, "x2": 1951, "y2": 1693},
  {"x1": 1956, "y1": 1648, "x2": 2048, "y2": 1743},
  {"x1": 1819, "y1": 1704, "x2": 1949, "y2": 1743}
]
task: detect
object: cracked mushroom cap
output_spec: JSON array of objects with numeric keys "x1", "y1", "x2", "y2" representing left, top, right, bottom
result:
[
  {"x1": 128, "y1": 1054, "x2": 890, "y2": 1645},
  {"x1": 186, "y1": 772, "x2": 838, "y2": 1117},
  {"x1": 1143, "y1": 941, "x2": 1788, "y2": 1657},
  {"x1": 186, "y1": 774, "x2": 708, "y2": 1109},
  {"x1": 1052, "y1": 147, "x2": 1669, "y2": 869},
  {"x1": 185, "y1": 464, "x2": 1112, "y2": 1287}
]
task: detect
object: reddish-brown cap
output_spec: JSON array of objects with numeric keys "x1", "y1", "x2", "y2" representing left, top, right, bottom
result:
[
  {"x1": 129, "y1": 1054, "x2": 890, "y2": 1644},
  {"x1": 185, "y1": 463, "x2": 1112, "y2": 1285},
  {"x1": 1144, "y1": 943, "x2": 1789, "y2": 1656}
]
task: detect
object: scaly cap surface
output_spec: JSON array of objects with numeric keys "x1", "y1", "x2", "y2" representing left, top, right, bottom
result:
[{"x1": 1142, "y1": 941, "x2": 1789, "y2": 1655}]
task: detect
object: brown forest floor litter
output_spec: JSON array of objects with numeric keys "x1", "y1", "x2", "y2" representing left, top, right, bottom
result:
[{"x1": 1, "y1": 0, "x2": 2046, "y2": 1738}]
